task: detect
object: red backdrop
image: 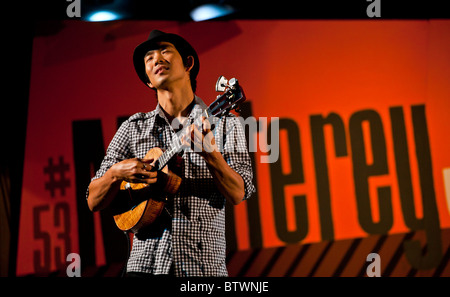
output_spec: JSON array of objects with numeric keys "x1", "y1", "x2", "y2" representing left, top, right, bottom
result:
[{"x1": 16, "y1": 20, "x2": 450, "y2": 276}]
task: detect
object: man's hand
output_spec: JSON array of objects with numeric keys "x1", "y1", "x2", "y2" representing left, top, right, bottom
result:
[
  {"x1": 110, "y1": 158, "x2": 158, "y2": 184},
  {"x1": 87, "y1": 157, "x2": 159, "y2": 211},
  {"x1": 183, "y1": 117, "x2": 218, "y2": 159}
]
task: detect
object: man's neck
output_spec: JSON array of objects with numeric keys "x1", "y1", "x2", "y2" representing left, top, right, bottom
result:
[{"x1": 157, "y1": 84, "x2": 195, "y2": 123}]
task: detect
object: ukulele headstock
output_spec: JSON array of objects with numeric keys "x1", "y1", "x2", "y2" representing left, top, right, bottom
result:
[{"x1": 208, "y1": 76, "x2": 246, "y2": 117}]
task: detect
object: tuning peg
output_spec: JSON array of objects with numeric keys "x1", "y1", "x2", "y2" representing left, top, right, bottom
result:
[
  {"x1": 228, "y1": 78, "x2": 238, "y2": 87},
  {"x1": 215, "y1": 76, "x2": 228, "y2": 92}
]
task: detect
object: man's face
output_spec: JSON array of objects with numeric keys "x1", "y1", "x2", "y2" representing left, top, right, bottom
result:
[{"x1": 144, "y1": 41, "x2": 192, "y2": 90}]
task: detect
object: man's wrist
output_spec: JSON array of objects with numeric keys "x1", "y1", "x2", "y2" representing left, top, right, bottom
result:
[{"x1": 203, "y1": 150, "x2": 223, "y2": 167}]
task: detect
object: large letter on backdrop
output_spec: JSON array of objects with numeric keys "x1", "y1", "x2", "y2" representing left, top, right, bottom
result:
[
  {"x1": 269, "y1": 118, "x2": 308, "y2": 244},
  {"x1": 310, "y1": 113, "x2": 348, "y2": 241},
  {"x1": 350, "y1": 109, "x2": 393, "y2": 235}
]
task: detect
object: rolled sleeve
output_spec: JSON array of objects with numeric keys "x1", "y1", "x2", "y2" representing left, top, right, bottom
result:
[
  {"x1": 220, "y1": 116, "x2": 256, "y2": 201},
  {"x1": 85, "y1": 120, "x2": 131, "y2": 199}
]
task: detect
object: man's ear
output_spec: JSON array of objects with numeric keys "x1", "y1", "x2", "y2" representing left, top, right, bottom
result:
[{"x1": 185, "y1": 56, "x2": 194, "y2": 72}]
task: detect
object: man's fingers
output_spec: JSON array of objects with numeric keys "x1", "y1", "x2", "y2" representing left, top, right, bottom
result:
[
  {"x1": 201, "y1": 117, "x2": 212, "y2": 134},
  {"x1": 138, "y1": 158, "x2": 154, "y2": 171},
  {"x1": 130, "y1": 172, "x2": 158, "y2": 184},
  {"x1": 128, "y1": 164, "x2": 158, "y2": 182},
  {"x1": 140, "y1": 158, "x2": 154, "y2": 163}
]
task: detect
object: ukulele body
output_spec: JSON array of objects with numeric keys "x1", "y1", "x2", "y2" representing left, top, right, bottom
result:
[{"x1": 112, "y1": 147, "x2": 182, "y2": 233}]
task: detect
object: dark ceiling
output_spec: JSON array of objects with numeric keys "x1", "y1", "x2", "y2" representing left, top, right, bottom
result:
[{"x1": 25, "y1": 0, "x2": 449, "y2": 22}]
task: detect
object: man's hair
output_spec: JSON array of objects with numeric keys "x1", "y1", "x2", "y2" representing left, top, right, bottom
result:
[{"x1": 145, "y1": 43, "x2": 197, "y2": 93}]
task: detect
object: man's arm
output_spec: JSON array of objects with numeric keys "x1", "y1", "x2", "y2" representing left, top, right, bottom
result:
[
  {"x1": 188, "y1": 117, "x2": 250, "y2": 205},
  {"x1": 203, "y1": 151, "x2": 246, "y2": 205},
  {"x1": 87, "y1": 158, "x2": 157, "y2": 211}
]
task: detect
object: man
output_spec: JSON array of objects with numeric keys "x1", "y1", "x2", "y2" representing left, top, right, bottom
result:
[{"x1": 86, "y1": 30, "x2": 255, "y2": 276}]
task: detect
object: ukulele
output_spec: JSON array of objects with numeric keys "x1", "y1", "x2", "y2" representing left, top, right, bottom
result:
[{"x1": 112, "y1": 76, "x2": 246, "y2": 233}]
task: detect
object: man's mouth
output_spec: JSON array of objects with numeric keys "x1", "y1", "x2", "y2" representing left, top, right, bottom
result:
[{"x1": 155, "y1": 66, "x2": 168, "y2": 75}]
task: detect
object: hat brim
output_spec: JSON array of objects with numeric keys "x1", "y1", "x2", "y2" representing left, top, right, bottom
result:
[{"x1": 133, "y1": 32, "x2": 199, "y2": 88}]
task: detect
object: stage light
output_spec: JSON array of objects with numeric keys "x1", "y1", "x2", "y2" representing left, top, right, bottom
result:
[
  {"x1": 190, "y1": 3, "x2": 235, "y2": 22},
  {"x1": 87, "y1": 10, "x2": 121, "y2": 22}
]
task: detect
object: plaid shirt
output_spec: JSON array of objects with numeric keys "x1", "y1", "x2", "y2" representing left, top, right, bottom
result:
[{"x1": 90, "y1": 96, "x2": 255, "y2": 276}]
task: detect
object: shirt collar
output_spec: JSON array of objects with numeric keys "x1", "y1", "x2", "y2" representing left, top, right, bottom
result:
[
  {"x1": 190, "y1": 95, "x2": 208, "y2": 119},
  {"x1": 155, "y1": 95, "x2": 207, "y2": 123}
]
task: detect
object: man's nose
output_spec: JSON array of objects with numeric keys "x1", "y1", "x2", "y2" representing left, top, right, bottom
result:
[{"x1": 153, "y1": 52, "x2": 165, "y2": 66}]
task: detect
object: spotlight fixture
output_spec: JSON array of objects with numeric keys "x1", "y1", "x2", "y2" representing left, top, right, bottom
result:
[
  {"x1": 82, "y1": 0, "x2": 129, "y2": 22},
  {"x1": 190, "y1": 3, "x2": 235, "y2": 22},
  {"x1": 86, "y1": 10, "x2": 121, "y2": 22}
]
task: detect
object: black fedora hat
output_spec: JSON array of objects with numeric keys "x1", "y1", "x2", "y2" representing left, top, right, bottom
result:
[{"x1": 133, "y1": 30, "x2": 200, "y2": 88}]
